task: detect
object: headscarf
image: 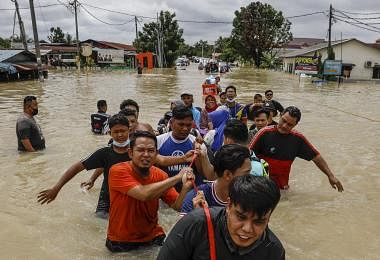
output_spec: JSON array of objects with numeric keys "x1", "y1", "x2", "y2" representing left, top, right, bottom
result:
[
  {"x1": 208, "y1": 108, "x2": 230, "y2": 152},
  {"x1": 204, "y1": 95, "x2": 218, "y2": 113}
]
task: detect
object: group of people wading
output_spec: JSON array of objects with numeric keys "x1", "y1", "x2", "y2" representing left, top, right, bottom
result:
[{"x1": 15, "y1": 77, "x2": 343, "y2": 259}]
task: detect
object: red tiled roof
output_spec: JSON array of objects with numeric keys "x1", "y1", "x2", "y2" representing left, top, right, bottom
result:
[{"x1": 99, "y1": 41, "x2": 136, "y2": 51}]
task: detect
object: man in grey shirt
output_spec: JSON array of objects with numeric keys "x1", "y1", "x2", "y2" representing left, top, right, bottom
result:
[{"x1": 16, "y1": 96, "x2": 45, "y2": 152}]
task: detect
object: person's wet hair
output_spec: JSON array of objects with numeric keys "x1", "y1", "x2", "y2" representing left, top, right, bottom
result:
[
  {"x1": 229, "y1": 175, "x2": 281, "y2": 218},
  {"x1": 223, "y1": 119, "x2": 248, "y2": 145},
  {"x1": 172, "y1": 106, "x2": 193, "y2": 120},
  {"x1": 253, "y1": 109, "x2": 269, "y2": 119},
  {"x1": 23, "y1": 95, "x2": 36, "y2": 107},
  {"x1": 97, "y1": 100, "x2": 107, "y2": 110},
  {"x1": 265, "y1": 90, "x2": 273, "y2": 95},
  {"x1": 225, "y1": 85, "x2": 237, "y2": 93},
  {"x1": 214, "y1": 144, "x2": 250, "y2": 178},
  {"x1": 130, "y1": 130, "x2": 157, "y2": 149},
  {"x1": 219, "y1": 91, "x2": 226, "y2": 97},
  {"x1": 119, "y1": 108, "x2": 137, "y2": 118},
  {"x1": 120, "y1": 99, "x2": 139, "y2": 112},
  {"x1": 108, "y1": 114, "x2": 129, "y2": 129},
  {"x1": 283, "y1": 106, "x2": 301, "y2": 123},
  {"x1": 254, "y1": 94, "x2": 262, "y2": 100}
]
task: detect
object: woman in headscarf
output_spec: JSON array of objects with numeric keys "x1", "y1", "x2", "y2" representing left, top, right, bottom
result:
[
  {"x1": 203, "y1": 107, "x2": 230, "y2": 152},
  {"x1": 199, "y1": 95, "x2": 218, "y2": 136}
]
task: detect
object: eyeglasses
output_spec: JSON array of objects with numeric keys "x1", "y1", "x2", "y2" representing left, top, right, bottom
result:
[{"x1": 266, "y1": 93, "x2": 273, "y2": 97}]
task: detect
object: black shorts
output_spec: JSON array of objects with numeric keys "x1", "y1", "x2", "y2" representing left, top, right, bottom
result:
[{"x1": 106, "y1": 234, "x2": 166, "y2": 252}]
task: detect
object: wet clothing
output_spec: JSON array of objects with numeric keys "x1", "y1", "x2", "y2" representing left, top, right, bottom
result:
[
  {"x1": 191, "y1": 106, "x2": 201, "y2": 129},
  {"x1": 249, "y1": 125, "x2": 319, "y2": 189},
  {"x1": 207, "y1": 109, "x2": 230, "y2": 152},
  {"x1": 91, "y1": 112, "x2": 110, "y2": 134},
  {"x1": 157, "y1": 207, "x2": 285, "y2": 260},
  {"x1": 16, "y1": 113, "x2": 45, "y2": 151},
  {"x1": 106, "y1": 234, "x2": 165, "y2": 252},
  {"x1": 157, "y1": 132, "x2": 203, "y2": 191},
  {"x1": 181, "y1": 182, "x2": 226, "y2": 215},
  {"x1": 81, "y1": 145, "x2": 130, "y2": 214},
  {"x1": 107, "y1": 162, "x2": 178, "y2": 251},
  {"x1": 199, "y1": 109, "x2": 212, "y2": 136},
  {"x1": 226, "y1": 102, "x2": 244, "y2": 119},
  {"x1": 265, "y1": 99, "x2": 284, "y2": 114}
]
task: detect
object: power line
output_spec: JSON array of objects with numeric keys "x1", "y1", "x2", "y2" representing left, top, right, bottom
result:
[
  {"x1": 334, "y1": 17, "x2": 380, "y2": 33},
  {"x1": 334, "y1": 9, "x2": 380, "y2": 31},
  {"x1": 0, "y1": 3, "x2": 63, "y2": 11},
  {"x1": 80, "y1": 3, "x2": 136, "y2": 26},
  {"x1": 336, "y1": 10, "x2": 380, "y2": 15}
]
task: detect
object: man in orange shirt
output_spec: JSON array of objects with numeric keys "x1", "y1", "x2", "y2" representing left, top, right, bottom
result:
[{"x1": 107, "y1": 131, "x2": 195, "y2": 252}]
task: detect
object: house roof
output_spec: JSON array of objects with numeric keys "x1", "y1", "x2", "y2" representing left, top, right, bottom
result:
[
  {"x1": 284, "y1": 38, "x2": 325, "y2": 49},
  {"x1": 280, "y1": 38, "x2": 358, "y2": 58},
  {"x1": 0, "y1": 50, "x2": 37, "y2": 62},
  {"x1": 98, "y1": 41, "x2": 136, "y2": 51}
]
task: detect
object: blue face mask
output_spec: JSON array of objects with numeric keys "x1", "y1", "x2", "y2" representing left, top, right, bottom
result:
[{"x1": 112, "y1": 139, "x2": 130, "y2": 148}]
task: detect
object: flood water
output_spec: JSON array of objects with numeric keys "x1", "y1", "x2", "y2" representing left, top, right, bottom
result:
[{"x1": 1, "y1": 65, "x2": 379, "y2": 259}]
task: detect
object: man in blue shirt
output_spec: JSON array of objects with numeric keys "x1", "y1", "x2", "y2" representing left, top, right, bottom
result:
[{"x1": 181, "y1": 144, "x2": 251, "y2": 214}]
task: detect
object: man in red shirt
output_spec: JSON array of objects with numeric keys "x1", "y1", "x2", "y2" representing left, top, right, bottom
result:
[
  {"x1": 107, "y1": 131, "x2": 195, "y2": 252},
  {"x1": 249, "y1": 106, "x2": 343, "y2": 192}
]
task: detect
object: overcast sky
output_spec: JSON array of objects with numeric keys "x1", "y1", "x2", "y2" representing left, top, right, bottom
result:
[{"x1": 0, "y1": 0, "x2": 379, "y2": 45}]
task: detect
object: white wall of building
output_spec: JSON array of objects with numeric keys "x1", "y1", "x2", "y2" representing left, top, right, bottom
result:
[{"x1": 282, "y1": 39, "x2": 380, "y2": 80}]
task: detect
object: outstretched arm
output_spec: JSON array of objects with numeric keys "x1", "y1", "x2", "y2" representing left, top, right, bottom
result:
[
  {"x1": 81, "y1": 168, "x2": 103, "y2": 190},
  {"x1": 37, "y1": 162, "x2": 85, "y2": 204},
  {"x1": 312, "y1": 155, "x2": 344, "y2": 192}
]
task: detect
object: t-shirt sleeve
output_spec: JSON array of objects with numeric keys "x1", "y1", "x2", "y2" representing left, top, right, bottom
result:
[
  {"x1": 296, "y1": 134, "x2": 319, "y2": 161},
  {"x1": 249, "y1": 128, "x2": 266, "y2": 154},
  {"x1": 17, "y1": 119, "x2": 32, "y2": 139},
  {"x1": 109, "y1": 163, "x2": 140, "y2": 194},
  {"x1": 81, "y1": 148, "x2": 106, "y2": 170},
  {"x1": 156, "y1": 211, "x2": 203, "y2": 260},
  {"x1": 180, "y1": 189, "x2": 196, "y2": 214}
]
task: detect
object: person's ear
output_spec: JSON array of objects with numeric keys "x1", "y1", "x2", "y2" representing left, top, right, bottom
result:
[
  {"x1": 224, "y1": 170, "x2": 233, "y2": 181},
  {"x1": 128, "y1": 147, "x2": 133, "y2": 158}
]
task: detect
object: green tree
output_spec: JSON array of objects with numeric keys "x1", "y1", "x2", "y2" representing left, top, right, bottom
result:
[
  {"x1": 231, "y1": 2, "x2": 292, "y2": 67},
  {"x1": 65, "y1": 33, "x2": 73, "y2": 45},
  {"x1": 259, "y1": 51, "x2": 282, "y2": 69},
  {"x1": 193, "y1": 40, "x2": 213, "y2": 57},
  {"x1": 0, "y1": 37, "x2": 11, "y2": 48},
  {"x1": 48, "y1": 27, "x2": 65, "y2": 43},
  {"x1": 134, "y1": 11, "x2": 184, "y2": 67},
  {"x1": 178, "y1": 43, "x2": 195, "y2": 57},
  {"x1": 214, "y1": 36, "x2": 238, "y2": 62}
]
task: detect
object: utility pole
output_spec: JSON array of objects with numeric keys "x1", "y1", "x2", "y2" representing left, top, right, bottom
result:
[
  {"x1": 135, "y1": 16, "x2": 138, "y2": 42},
  {"x1": 73, "y1": 0, "x2": 80, "y2": 68},
  {"x1": 12, "y1": 0, "x2": 28, "y2": 50},
  {"x1": 328, "y1": 4, "x2": 333, "y2": 60},
  {"x1": 156, "y1": 13, "x2": 162, "y2": 68},
  {"x1": 28, "y1": 0, "x2": 43, "y2": 81}
]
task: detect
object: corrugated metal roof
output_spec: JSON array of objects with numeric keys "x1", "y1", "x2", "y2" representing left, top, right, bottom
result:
[
  {"x1": 280, "y1": 38, "x2": 355, "y2": 58},
  {"x1": 0, "y1": 50, "x2": 25, "y2": 62}
]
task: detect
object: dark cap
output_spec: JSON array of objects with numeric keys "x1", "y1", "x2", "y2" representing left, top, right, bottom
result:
[
  {"x1": 180, "y1": 92, "x2": 193, "y2": 97},
  {"x1": 263, "y1": 102, "x2": 278, "y2": 116}
]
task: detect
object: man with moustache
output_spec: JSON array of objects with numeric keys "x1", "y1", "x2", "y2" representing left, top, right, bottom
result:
[{"x1": 16, "y1": 96, "x2": 45, "y2": 152}]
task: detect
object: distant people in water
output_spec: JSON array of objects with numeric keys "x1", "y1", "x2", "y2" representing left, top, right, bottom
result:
[
  {"x1": 264, "y1": 90, "x2": 284, "y2": 115},
  {"x1": 91, "y1": 100, "x2": 110, "y2": 135},
  {"x1": 16, "y1": 95, "x2": 45, "y2": 152}
]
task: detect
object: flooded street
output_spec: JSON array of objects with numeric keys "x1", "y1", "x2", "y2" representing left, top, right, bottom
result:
[{"x1": 1, "y1": 66, "x2": 379, "y2": 259}]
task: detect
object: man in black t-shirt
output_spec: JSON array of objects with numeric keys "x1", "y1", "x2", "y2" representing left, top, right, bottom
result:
[
  {"x1": 157, "y1": 175, "x2": 285, "y2": 260},
  {"x1": 91, "y1": 100, "x2": 110, "y2": 134},
  {"x1": 249, "y1": 106, "x2": 344, "y2": 192},
  {"x1": 38, "y1": 114, "x2": 131, "y2": 218},
  {"x1": 16, "y1": 96, "x2": 45, "y2": 152}
]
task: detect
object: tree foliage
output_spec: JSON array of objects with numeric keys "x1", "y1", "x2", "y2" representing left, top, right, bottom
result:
[
  {"x1": 0, "y1": 37, "x2": 11, "y2": 48},
  {"x1": 192, "y1": 40, "x2": 213, "y2": 57},
  {"x1": 214, "y1": 36, "x2": 238, "y2": 63},
  {"x1": 231, "y1": 2, "x2": 292, "y2": 67},
  {"x1": 48, "y1": 27, "x2": 66, "y2": 43},
  {"x1": 134, "y1": 11, "x2": 184, "y2": 67}
]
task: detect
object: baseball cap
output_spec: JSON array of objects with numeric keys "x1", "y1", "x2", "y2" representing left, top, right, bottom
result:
[{"x1": 263, "y1": 102, "x2": 278, "y2": 117}]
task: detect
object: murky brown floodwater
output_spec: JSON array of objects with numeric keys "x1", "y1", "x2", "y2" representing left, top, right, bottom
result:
[{"x1": 1, "y1": 65, "x2": 379, "y2": 259}]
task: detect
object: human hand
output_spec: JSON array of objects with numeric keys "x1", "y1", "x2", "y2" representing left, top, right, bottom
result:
[
  {"x1": 329, "y1": 176, "x2": 344, "y2": 192},
  {"x1": 80, "y1": 179, "x2": 95, "y2": 190},
  {"x1": 180, "y1": 167, "x2": 195, "y2": 190},
  {"x1": 192, "y1": 190, "x2": 207, "y2": 209},
  {"x1": 37, "y1": 187, "x2": 60, "y2": 205},
  {"x1": 182, "y1": 150, "x2": 197, "y2": 163}
]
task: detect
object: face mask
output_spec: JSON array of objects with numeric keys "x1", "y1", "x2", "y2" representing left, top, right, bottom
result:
[
  {"x1": 32, "y1": 108, "x2": 38, "y2": 116},
  {"x1": 113, "y1": 139, "x2": 130, "y2": 148},
  {"x1": 227, "y1": 98, "x2": 235, "y2": 103}
]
